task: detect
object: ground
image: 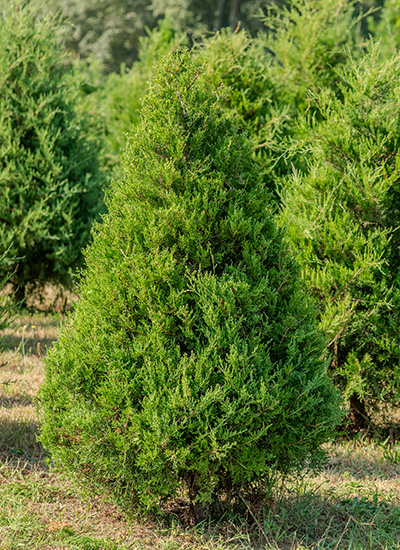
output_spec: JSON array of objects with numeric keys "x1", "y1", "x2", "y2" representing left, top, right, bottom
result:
[{"x1": 1, "y1": 303, "x2": 400, "y2": 549}]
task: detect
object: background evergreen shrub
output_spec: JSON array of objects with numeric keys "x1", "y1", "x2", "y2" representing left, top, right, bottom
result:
[
  {"x1": 368, "y1": 0, "x2": 400, "y2": 59},
  {"x1": 89, "y1": 1, "x2": 367, "y2": 205},
  {"x1": 39, "y1": 50, "x2": 342, "y2": 521},
  {"x1": 197, "y1": 0, "x2": 366, "y2": 203},
  {"x1": 259, "y1": 0, "x2": 366, "y2": 111},
  {"x1": 279, "y1": 44, "x2": 400, "y2": 430},
  {"x1": 0, "y1": 2, "x2": 106, "y2": 301},
  {"x1": 29, "y1": 0, "x2": 275, "y2": 72}
]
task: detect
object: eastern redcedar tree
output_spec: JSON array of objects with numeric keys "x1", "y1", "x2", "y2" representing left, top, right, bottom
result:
[
  {"x1": 39, "y1": 50, "x2": 342, "y2": 521},
  {"x1": 280, "y1": 44, "x2": 400, "y2": 430},
  {"x1": 197, "y1": 0, "x2": 366, "y2": 203},
  {"x1": 0, "y1": 2, "x2": 105, "y2": 301}
]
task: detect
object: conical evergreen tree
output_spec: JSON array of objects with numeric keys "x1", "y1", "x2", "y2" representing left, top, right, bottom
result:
[
  {"x1": 39, "y1": 50, "x2": 341, "y2": 520},
  {"x1": 0, "y1": 2, "x2": 105, "y2": 300},
  {"x1": 280, "y1": 44, "x2": 400, "y2": 430}
]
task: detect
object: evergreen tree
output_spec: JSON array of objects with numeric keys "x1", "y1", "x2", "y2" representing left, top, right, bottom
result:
[
  {"x1": 198, "y1": 0, "x2": 367, "y2": 202},
  {"x1": 39, "y1": 50, "x2": 341, "y2": 521},
  {"x1": 260, "y1": 0, "x2": 367, "y2": 111},
  {"x1": 280, "y1": 44, "x2": 400, "y2": 430},
  {"x1": 0, "y1": 2, "x2": 106, "y2": 301}
]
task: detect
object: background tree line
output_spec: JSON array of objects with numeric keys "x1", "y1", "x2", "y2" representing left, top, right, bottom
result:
[
  {"x1": 31, "y1": 0, "x2": 277, "y2": 72},
  {"x1": 23, "y1": 0, "x2": 385, "y2": 72}
]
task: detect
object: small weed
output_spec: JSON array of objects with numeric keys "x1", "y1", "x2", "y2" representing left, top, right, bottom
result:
[{"x1": 377, "y1": 437, "x2": 400, "y2": 464}]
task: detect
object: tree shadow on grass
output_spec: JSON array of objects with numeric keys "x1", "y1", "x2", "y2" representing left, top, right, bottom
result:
[
  {"x1": 0, "y1": 393, "x2": 33, "y2": 408},
  {"x1": 0, "y1": 418, "x2": 48, "y2": 470},
  {"x1": 155, "y1": 486, "x2": 400, "y2": 550},
  {"x1": 2, "y1": 332, "x2": 57, "y2": 357},
  {"x1": 260, "y1": 489, "x2": 400, "y2": 550},
  {"x1": 188, "y1": 487, "x2": 400, "y2": 550}
]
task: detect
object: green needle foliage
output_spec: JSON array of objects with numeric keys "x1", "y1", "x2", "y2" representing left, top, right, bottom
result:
[
  {"x1": 0, "y1": 2, "x2": 105, "y2": 301},
  {"x1": 39, "y1": 50, "x2": 342, "y2": 521},
  {"x1": 259, "y1": 0, "x2": 367, "y2": 111},
  {"x1": 197, "y1": 0, "x2": 366, "y2": 203},
  {"x1": 280, "y1": 44, "x2": 400, "y2": 430}
]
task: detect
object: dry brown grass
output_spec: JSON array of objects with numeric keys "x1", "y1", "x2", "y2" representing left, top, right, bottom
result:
[{"x1": 0, "y1": 312, "x2": 59, "y2": 468}]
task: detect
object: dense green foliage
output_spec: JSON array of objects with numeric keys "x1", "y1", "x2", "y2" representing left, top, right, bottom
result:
[
  {"x1": 39, "y1": 51, "x2": 341, "y2": 519},
  {"x1": 100, "y1": 0, "x2": 368, "y2": 201},
  {"x1": 199, "y1": 0, "x2": 367, "y2": 197},
  {"x1": 23, "y1": 0, "x2": 387, "y2": 74},
  {"x1": 259, "y1": 0, "x2": 366, "y2": 110},
  {"x1": 280, "y1": 45, "x2": 400, "y2": 428},
  {"x1": 0, "y1": 2, "x2": 106, "y2": 300}
]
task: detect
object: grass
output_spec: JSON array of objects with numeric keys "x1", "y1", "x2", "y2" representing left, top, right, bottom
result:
[{"x1": 1, "y1": 307, "x2": 400, "y2": 549}]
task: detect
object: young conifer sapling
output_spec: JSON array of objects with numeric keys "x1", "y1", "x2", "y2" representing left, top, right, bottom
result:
[{"x1": 39, "y1": 50, "x2": 342, "y2": 522}]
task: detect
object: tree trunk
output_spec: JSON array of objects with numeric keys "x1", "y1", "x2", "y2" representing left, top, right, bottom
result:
[
  {"x1": 348, "y1": 394, "x2": 369, "y2": 432},
  {"x1": 229, "y1": 0, "x2": 240, "y2": 32},
  {"x1": 187, "y1": 472, "x2": 211, "y2": 525},
  {"x1": 215, "y1": 0, "x2": 226, "y2": 30}
]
